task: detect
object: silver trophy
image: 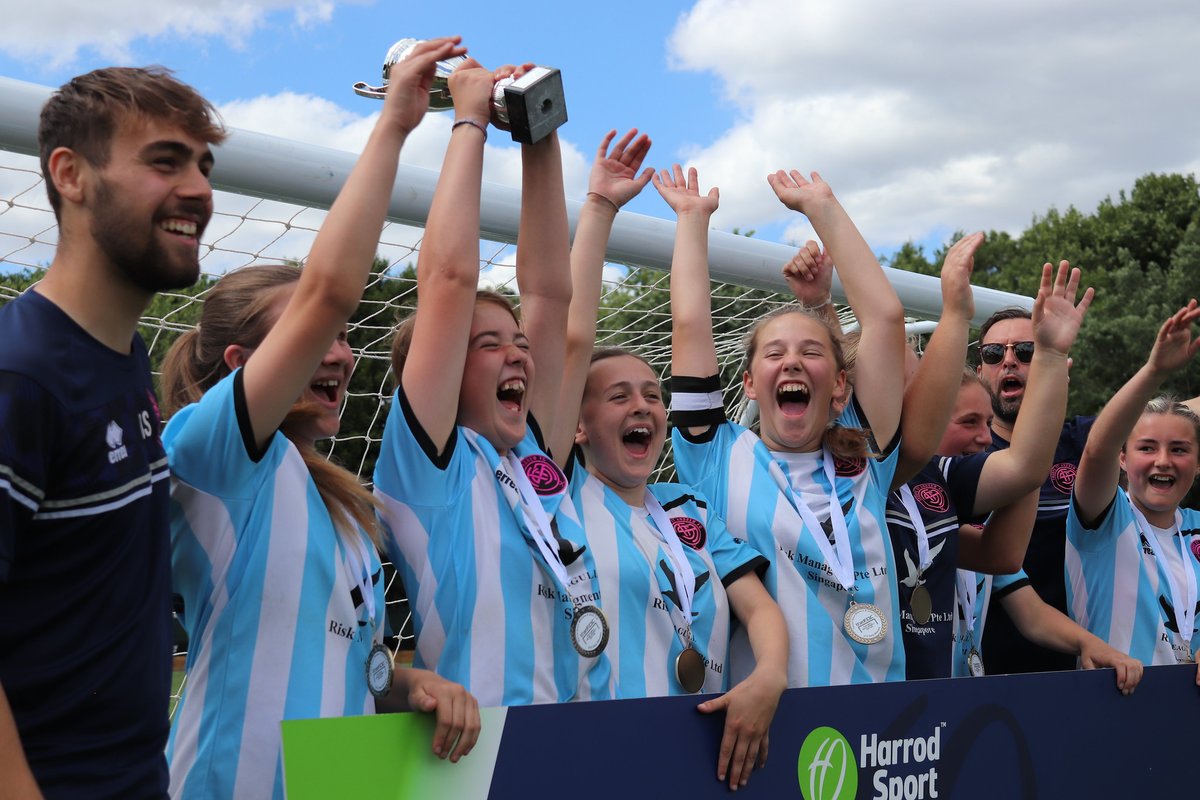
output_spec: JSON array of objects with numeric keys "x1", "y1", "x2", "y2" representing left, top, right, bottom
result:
[{"x1": 352, "y1": 38, "x2": 567, "y2": 144}]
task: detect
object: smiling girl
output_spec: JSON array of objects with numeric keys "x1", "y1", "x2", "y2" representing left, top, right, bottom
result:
[
  {"x1": 160, "y1": 38, "x2": 478, "y2": 799},
  {"x1": 1067, "y1": 301, "x2": 1200, "y2": 673},
  {"x1": 663, "y1": 165, "x2": 907, "y2": 686},
  {"x1": 546, "y1": 133, "x2": 787, "y2": 790},
  {"x1": 373, "y1": 59, "x2": 610, "y2": 708}
]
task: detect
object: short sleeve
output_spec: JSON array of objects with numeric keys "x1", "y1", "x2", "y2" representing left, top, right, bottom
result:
[
  {"x1": 162, "y1": 370, "x2": 281, "y2": 501},
  {"x1": 374, "y1": 384, "x2": 467, "y2": 509},
  {"x1": 1066, "y1": 489, "x2": 1124, "y2": 553},
  {"x1": 941, "y1": 452, "x2": 988, "y2": 519}
]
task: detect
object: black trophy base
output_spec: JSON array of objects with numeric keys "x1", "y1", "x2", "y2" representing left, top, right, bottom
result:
[{"x1": 503, "y1": 67, "x2": 568, "y2": 145}]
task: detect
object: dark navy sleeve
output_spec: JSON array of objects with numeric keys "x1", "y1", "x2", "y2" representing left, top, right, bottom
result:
[
  {"x1": 940, "y1": 453, "x2": 988, "y2": 521},
  {"x1": 0, "y1": 372, "x2": 54, "y2": 581}
]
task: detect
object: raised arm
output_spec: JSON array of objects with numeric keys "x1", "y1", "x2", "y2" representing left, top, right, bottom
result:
[
  {"x1": 238, "y1": 37, "x2": 467, "y2": 450},
  {"x1": 959, "y1": 486, "x2": 1037, "y2": 575},
  {"x1": 1073, "y1": 301, "x2": 1200, "y2": 525},
  {"x1": 548, "y1": 129, "x2": 653, "y2": 466},
  {"x1": 400, "y1": 57, "x2": 496, "y2": 452},
  {"x1": 659, "y1": 165, "x2": 721, "y2": 383},
  {"x1": 1000, "y1": 587, "x2": 1143, "y2": 694},
  {"x1": 699, "y1": 574, "x2": 788, "y2": 791},
  {"x1": 970, "y1": 262, "x2": 1093, "y2": 514},
  {"x1": 516, "y1": 126, "x2": 573, "y2": 441},
  {"x1": 892, "y1": 233, "x2": 981, "y2": 487},
  {"x1": 767, "y1": 170, "x2": 905, "y2": 447}
]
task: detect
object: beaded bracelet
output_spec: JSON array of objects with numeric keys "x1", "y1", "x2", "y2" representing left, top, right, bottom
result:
[{"x1": 452, "y1": 118, "x2": 488, "y2": 142}]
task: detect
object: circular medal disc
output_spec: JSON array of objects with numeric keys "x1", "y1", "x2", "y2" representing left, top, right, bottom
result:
[
  {"x1": 844, "y1": 601, "x2": 888, "y2": 645},
  {"x1": 571, "y1": 605, "x2": 609, "y2": 658},
  {"x1": 910, "y1": 585, "x2": 932, "y2": 626},
  {"x1": 967, "y1": 648, "x2": 985, "y2": 677},
  {"x1": 366, "y1": 643, "x2": 395, "y2": 698},
  {"x1": 675, "y1": 646, "x2": 706, "y2": 694}
]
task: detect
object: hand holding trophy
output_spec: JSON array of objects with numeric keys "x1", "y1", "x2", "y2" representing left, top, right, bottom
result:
[{"x1": 353, "y1": 38, "x2": 568, "y2": 144}]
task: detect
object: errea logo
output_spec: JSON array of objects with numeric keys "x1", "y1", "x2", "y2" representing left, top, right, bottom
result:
[
  {"x1": 106, "y1": 421, "x2": 129, "y2": 464},
  {"x1": 798, "y1": 726, "x2": 857, "y2": 800}
]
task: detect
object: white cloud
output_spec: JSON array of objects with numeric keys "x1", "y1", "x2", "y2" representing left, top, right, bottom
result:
[
  {"x1": 668, "y1": 0, "x2": 1200, "y2": 248},
  {"x1": 217, "y1": 92, "x2": 591, "y2": 197},
  {"x1": 0, "y1": 1, "x2": 338, "y2": 67}
]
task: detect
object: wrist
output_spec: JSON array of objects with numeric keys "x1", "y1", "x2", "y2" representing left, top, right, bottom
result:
[
  {"x1": 675, "y1": 207, "x2": 715, "y2": 224},
  {"x1": 799, "y1": 296, "x2": 833, "y2": 312},
  {"x1": 585, "y1": 191, "x2": 620, "y2": 215},
  {"x1": 748, "y1": 664, "x2": 788, "y2": 693},
  {"x1": 1033, "y1": 348, "x2": 1071, "y2": 364},
  {"x1": 452, "y1": 117, "x2": 488, "y2": 142}
]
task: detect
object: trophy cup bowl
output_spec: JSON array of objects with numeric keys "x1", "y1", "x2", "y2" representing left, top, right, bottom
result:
[{"x1": 352, "y1": 38, "x2": 568, "y2": 144}]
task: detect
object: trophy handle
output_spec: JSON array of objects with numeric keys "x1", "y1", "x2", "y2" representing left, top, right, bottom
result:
[{"x1": 352, "y1": 81, "x2": 388, "y2": 100}]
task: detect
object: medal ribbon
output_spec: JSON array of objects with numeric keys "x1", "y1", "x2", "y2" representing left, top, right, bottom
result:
[
  {"x1": 1132, "y1": 507, "x2": 1196, "y2": 654},
  {"x1": 897, "y1": 485, "x2": 933, "y2": 579},
  {"x1": 954, "y1": 569, "x2": 981, "y2": 638},
  {"x1": 346, "y1": 529, "x2": 377, "y2": 627},
  {"x1": 470, "y1": 437, "x2": 593, "y2": 612},
  {"x1": 640, "y1": 491, "x2": 697, "y2": 646},
  {"x1": 765, "y1": 449, "x2": 855, "y2": 591}
]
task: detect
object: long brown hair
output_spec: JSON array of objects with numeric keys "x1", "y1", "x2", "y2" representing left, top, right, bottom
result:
[
  {"x1": 161, "y1": 264, "x2": 381, "y2": 545},
  {"x1": 743, "y1": 307, "x2": 871, "y2": 461}
]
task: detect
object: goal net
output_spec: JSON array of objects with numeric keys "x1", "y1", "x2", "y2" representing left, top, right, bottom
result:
[{"x1": 0, "y1": 75, "x2": 1030, "y2": 714}]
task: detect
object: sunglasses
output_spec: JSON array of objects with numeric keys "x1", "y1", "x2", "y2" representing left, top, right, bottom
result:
[{"x1": 979, "y1": 341, "x2": 1035, "y2": 365}]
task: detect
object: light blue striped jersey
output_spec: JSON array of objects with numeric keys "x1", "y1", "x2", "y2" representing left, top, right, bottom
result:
[
  {"x1": 165, "y1": 370, "x2": 384, "y2": 800},
  {"x1": 671, "y1": 382, "x2": 904, "y2": 687},
  {"x1": 1065, "y1": 489, "x2": 1200, "y2": 665},
  {"x1": 374, "y1": 386, "x2": 611, "y2": 707},
  {"x1": 951, "y1": 568, "x2": 1027, "y2": 677},
  {"x1": 568, "y1": 460, "x2": 768, "y2": 697}
]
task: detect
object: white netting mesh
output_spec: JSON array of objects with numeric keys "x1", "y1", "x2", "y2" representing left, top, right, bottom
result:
[{"x1": 1, "y1": 149, "x2": 829, "y2": 713}]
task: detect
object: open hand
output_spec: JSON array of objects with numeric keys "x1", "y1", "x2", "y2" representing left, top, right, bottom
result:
[
  {"x1": 653, "y1": 164, "x2": 719, "y2": 217},
  {"x1": 587, "y1": 128, "x2": 654, "y2": 210},
  {"x1": 1031, "y1": 260, "x2": 1094, "y2": 357},
  {"x1": 1147, "y1": 299, "x2": 1200, "y2": 378},
  {"x1": 940, "y1": 232, "x2": 982, "y2": 321},
  {"x1": 767, "y1": 169, "x2": 835, "y2": 217}
]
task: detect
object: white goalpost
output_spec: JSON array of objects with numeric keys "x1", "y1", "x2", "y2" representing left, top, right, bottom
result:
[{"x1": 0, "y1": 74, "x2": 1032, "y2": 708}]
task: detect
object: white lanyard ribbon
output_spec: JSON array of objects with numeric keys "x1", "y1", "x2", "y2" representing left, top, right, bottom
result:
[
  {"x1": 642, "y1": 491, "x2": 697, "y2": 640},
  {"x1": 479, "y1": 443, "x2": 593, "y2": 613},
  {"x1": 1132, "y1": 507, "x2": 1196, "y2": 652},
  {"x1": 500, "y1": 452, "x2": 570, "y2": 586},
  {"x1": 766, "y1": 449, "x2": 855, "y2": 591},
  {"x1": 955, "y1": 569, "x2": 981, "y2": 638},
  {"x1": 897, "y1": 485, "x2": 932, "y2": 578},
  {"x1": 347, "y1": 530, "x2": 377, "y2": 626}
]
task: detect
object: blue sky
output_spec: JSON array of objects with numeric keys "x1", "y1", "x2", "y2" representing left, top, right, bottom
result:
[{"x1": 1, "y1": 0, "x2": 1198, "y2": 262}]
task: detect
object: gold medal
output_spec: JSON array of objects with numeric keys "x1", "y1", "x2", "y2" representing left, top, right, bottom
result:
[
  {"x1": 844, "y1": 601, "x2": 887, "y2": 645},
  {"x1": 366, "y1": 643, "x2": 394, "y2": 698},
  {"x1": 910, "y1": 584, "x2": 932, "y2": 626},
  {"x1": 675, "y1": 645, "x2": 706, "y2": 693},
  {"x1": 571, "y1": 605, "x2": 609, "y2": 658}
]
